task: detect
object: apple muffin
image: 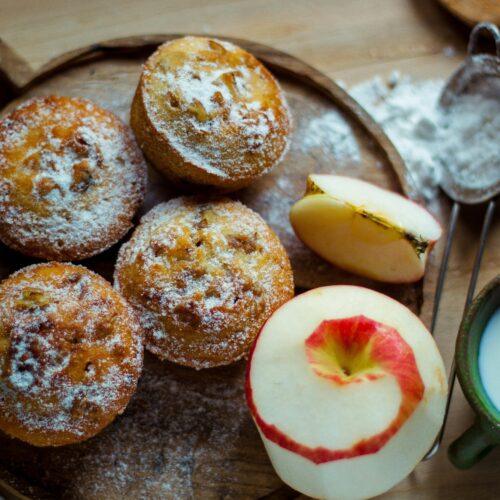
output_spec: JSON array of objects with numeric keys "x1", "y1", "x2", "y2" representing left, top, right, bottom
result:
[
  {"x1": 0, "y1": 96, "x2": 147, "y2": 261},
  {"x1": 114, "y1": 197, "x2": 294, "y2": 369},
  {"x1": 131, "y1": 36, "x2": 291, "y2": 191},
  {"x1": 0, "y1": 262, "x2": 143, "y2": 447}
]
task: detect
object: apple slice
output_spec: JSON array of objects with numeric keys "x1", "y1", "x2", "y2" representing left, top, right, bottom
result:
[
  {"x1": 246, "y1": 286, "x2": 447, "y2": 499},
  {"x1": 289, "y1": 175, "x2": 442, "y2": 283}
]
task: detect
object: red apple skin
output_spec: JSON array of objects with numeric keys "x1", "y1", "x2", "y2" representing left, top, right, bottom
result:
[{"x1": 246, "y1": 304, "x2": 425, "y2": 465}]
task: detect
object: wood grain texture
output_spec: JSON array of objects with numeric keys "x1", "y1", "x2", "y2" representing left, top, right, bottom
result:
[
  {"x1": 0, "y1": 1, "x2": 498, "y2": 498},
  {"x1": 0, "y1": 0, "x2": 468, "y2": 72}
]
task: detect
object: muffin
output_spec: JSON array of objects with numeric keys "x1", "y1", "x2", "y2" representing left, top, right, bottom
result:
[
  {"x1": 131, "y1": 36, "x2": 291, "y2": 191},
  {"x1": 114, "y1": 197, "x2": 294, "y2": 369},
  {"x1": 0, "y1": 263, "x2": 143, "y2": 447},
  {"x1": 0, "y1": 96, "x2": 147, "y2": 261}
]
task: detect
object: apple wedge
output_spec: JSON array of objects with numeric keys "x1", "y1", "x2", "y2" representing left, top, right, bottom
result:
[
  {"x1": 246, "y1": 286, "x2": 447, "y2": 500},
  {"x1": 289, "y1": 175, "x2": 442, "y2": 283}
]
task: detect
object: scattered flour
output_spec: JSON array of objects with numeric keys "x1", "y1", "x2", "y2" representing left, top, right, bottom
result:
[
  {"x1": 351, "y1": 72, "x2": 500, "y2": 199},
  {"x1": 298, "y1": 110, "x2": 361, "y2": 163},
  {"x1": 294, "y1": 72, "x2": 499, "y2": 201},
  {"x1": 351, "y1": 74, "x2": 444, "y2": 199},
  {"x1": 0, "y1": 357, "x2": 253, "y2": 499}
]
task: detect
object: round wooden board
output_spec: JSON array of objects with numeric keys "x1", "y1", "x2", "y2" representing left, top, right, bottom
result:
[
  {"x1": 0, "y1": 35, "x2": 443, "y2": 499},
  {"x1": 437, "y1": 0, "x2": 500, "y2": 26}
]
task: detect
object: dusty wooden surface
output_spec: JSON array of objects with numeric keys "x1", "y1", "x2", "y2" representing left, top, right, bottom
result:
[{"x1": 0, "y1": 1, "x2": 498, "y2": 498}]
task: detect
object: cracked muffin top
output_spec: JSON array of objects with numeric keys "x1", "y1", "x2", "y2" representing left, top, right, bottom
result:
[
  {"x1": 0, "y1": 96, "x2": 147, "y2": 260},
  {"x1": 0, "y1": 262, "x2": 143, "y2": 447},
  {"x1": 131, "y1": 36, "x2": 291, "y2": 190},
  {"x1": 114, "y1": 197, "x2": 294, "y2": 369}
]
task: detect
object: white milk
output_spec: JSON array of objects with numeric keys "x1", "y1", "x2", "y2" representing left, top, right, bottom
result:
[{"x1": 478, "y1": 308, "x2": 500, "y2": 411}]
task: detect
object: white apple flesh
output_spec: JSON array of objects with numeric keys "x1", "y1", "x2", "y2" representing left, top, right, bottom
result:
[
  {"x1": 246, "y1": 286, "x2": 447, "y2": 499},
  {"x1": 289, "y1": 175, "x2": 442, "y2": 283}
]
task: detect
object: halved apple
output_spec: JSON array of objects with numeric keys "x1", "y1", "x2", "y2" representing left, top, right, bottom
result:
[
  {"x1": 289, "y1": 175, "x2": 442, "y2": 283},
  {"x1": 246, "y1": 286, "x2": 447, "y2": 499}
]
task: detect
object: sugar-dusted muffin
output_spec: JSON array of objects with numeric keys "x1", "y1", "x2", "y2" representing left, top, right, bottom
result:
[
  {"x1": 131, "y1": 36, "x2": 291, "y2": 191},
  {"x1": 0, "y1": 263, "x2": 143, "y2": 447},
  {"x1": 0, "y1": 96, "x2": 147, "y2": 261},
  {"x1": 114, "y1": 197, "x2": 294, "y2": 369}
]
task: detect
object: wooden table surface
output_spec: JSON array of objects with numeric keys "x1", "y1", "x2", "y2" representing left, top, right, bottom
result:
[{"x1": 0, "y1": 1, "x2": 498, "y2": 499}]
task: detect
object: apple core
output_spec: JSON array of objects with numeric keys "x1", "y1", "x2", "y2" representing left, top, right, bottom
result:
[
  {"x1": 248, "y1": 314, "x2": 427, "y2": 464},
  {"x1": 305, "y1": 316, "x2": 388, "y2": 385}
]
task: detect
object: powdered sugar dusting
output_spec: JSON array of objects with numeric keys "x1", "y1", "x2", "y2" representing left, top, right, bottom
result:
[
  {"x1": 351, "y1": 74, "x2": 444, "y2": 199},
  {"x1": 437, "y1": 93, "x2": 500, "y2": 190},
  {"x1": 115, "y1": 197, "x2": 294, "y2": 369},
  {"x1": 351, "y1": 73, "x2": 500, "y2": 199},
  {"x1": 0, "y1": 263, "x2": 143, "y2": 443},
  {"x1": 297, "y1": 110, "x2": 361, "y2": 163},
  {"x1": 141, "y1": 36, "x2": 290, "y2": 181},
  {"x1": 71, "y1": 362, "x2": 249, "y2": 498},
  {"x1": 0, "y1": 96, "x2": 146, "y2": 260},
  {"x1": 0, "y1": 357, "x2": 263, "y2": 499}
]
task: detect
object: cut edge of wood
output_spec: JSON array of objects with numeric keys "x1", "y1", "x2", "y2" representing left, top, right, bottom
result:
[
  {"x1": 0, "y1": 477, "x2": 31, "y2": 500},
  {"x1": 0, "y1": 38, "x2": 35, "y2": 92}
]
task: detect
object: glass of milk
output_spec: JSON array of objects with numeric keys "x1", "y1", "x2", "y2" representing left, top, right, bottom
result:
[{"x1": 449, "y1": 275, "x2": 500, "y2": 469}]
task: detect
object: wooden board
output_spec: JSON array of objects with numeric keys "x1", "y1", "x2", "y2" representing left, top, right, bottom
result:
[
  {"x1": 0, "y1": 34, "x2": 461, "y2": 499},
  {"x1": 438, "y1": 0, "x2": 500, "y2": 26}
]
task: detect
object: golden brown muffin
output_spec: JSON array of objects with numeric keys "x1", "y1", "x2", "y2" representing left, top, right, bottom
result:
[
  {"x1": 114, "y1": 197, "x2": 294, "y2": 369},
  {"x1": 131, "y1": 36, "x2": 291, "y2": 191},
  {"x1": 0, "y1": 96, "x2": 147, "y2": 261},
  {"x1": 0, "y1": 263, "x2": 143, "y2": 447}
]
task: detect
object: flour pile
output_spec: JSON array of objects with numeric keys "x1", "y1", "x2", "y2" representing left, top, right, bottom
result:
[
  {"x1": 351, "y1": 73, "x2": 500, "y2": 200},
  {"x1": 299, "y1": 110, "x2": 361, "y2": 163}
]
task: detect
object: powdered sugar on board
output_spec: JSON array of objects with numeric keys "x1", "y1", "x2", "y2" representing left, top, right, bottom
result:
[
  {"x1": 351, "y1": 74, "x2": 444, "y2": 200},
  {"x1": 295, "y1": 109, "x2": 361, "y2": 163},
  {"x1": 0, "y1": 357, "x2": 274, "y2": 499},
  {"x1": 0, "y1": 96, "x2": 146, "y2": 260},
  {"x1": 351, "y1": 72, "x2": 500, "y2": 200}
]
